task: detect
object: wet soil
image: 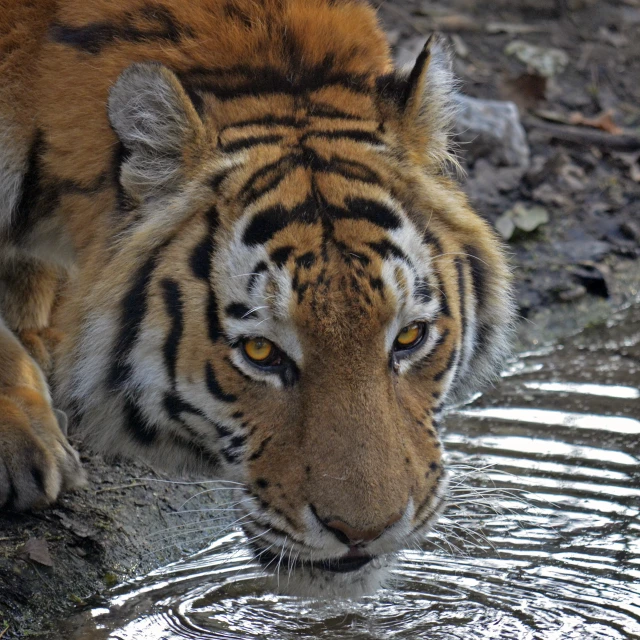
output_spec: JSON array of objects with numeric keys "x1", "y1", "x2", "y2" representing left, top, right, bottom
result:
[{"x1": 2, "y1": 1, "x2": 639, "y2": 637}]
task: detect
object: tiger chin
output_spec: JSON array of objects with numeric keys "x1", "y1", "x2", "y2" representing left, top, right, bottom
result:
[{"x1": 0, "y1": 0, "x2": 514, "y2": 597}]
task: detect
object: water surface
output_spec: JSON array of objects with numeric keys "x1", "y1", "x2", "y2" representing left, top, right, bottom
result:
[{"x1": 55, "y1": 306, "x2": 640, "y2": 639}]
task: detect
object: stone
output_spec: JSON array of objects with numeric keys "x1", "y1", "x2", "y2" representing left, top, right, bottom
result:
[
  {"x1": 505, "y1": 40, "x2": 569, "y2": 78},
  {"x1": 452, "y1": 95, "x2": 531, "y2": 169}
]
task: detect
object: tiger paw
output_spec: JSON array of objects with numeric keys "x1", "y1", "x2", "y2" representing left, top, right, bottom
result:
[
  {"x1": 17, "y1": 327, "x2": 65, "y2": 376},
  {"x1": 0, "y1": 386, "x2": 86, "y2": 511}
]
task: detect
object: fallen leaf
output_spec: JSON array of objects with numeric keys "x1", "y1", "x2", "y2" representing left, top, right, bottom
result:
[
  {"x1": 512, "y1": 204, "x2": 550, "y2": 232},
  {"x1": 18, "y1": 538, "x2": 54, "y2": 567},
  {"x1": 568, "y1": 110, "x2": 623, "y2": 135},
  {"x1": 495, "y1": 214, "x2": 516, "y2": 240},
  {"x1": 495, "y1": 203, "x2": 550, "y2": 240}
]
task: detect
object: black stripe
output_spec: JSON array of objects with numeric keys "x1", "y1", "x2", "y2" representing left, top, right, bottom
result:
[
  {"x1": 270, "y1": 246, "x2": 295, "y2": 267},
  {"x1": 220, "y1": 134, "x2": 283, "y2": 154},
  {"x1": 295, "y1": 252, "x2": 316, "y2": 269},
  {"x1": 414, "y1": 278, "x2": 432, "y2": 304},
  {"x1": 179, "y1": 64, "x2": 370, "y2": 102},
  {"x1": 242, "y1": 197, "x2": 401, "y2": 246},
  {"x1": 161, "y1": 279, "x2": 183, "y2": 384},
  {"x1": 249, "y1": 435, "x2": 273, "y2": 461},
  {"x1": 240, "y1": 155, "x2": 295, "y2": 206},
  {"x1": 242, "y1": 204, "x2": 301, "y2": 246},
  {"x1": 190, "y1": 207, "x2": 222, "y2": 343},
  {"x1": 205, "y1": 361, "x2": 237, "y2": 403},
  {"x1": 247, "y1": 261, "x2": 268, "y2": 293},
  {"x1": 423, "y1": 228, "x2": 444, "y2": 257},
  {"x1": 11, "y1": 131, "x2": 58, "y2": 240},
  {"x1": 464, "y1": 244, "x2": 488, "y2": 311},
  {"x1": 190, "y1": 206, "x2": 219, "y2": 281},
  {"x1": 221, "y1": 115, "x2": 303, "y2": 133},
  {"x1": 123, "y1": 398, "x2": 157, "y2": 445},
  {"x1": 342, "y1": 198, "x2": 402, "y2": 230},
  {"x1": 433, "y1": 270, "x2": 451, "y2": 317},
  {"x1": 300, "y1": 129, "x2": 382, "y2": 146},
  {"x1": 109, "y1": 243, "x2": 167, "y2": 389},
  {"x1": 225, "y1": 302, "x2": 257, "y2": 320},
  {"x1": 455, "y1": 257, "x2": 467, "y2": 350},
  {"x1": 403, "y1": 41, "x2": 431, "y2": 108},
  {"x1": 206, "y1": 289, "x2": 223, "y2": 343},
  {"x1": 241, "y1": 151, "x2": 382, "y2": 209},
  {"x1": 367, "y1": 239, "x2": 407, "y2": 262},
  {"x1": 434, "y1": 347, "x2": 459, "y2": 382},
  {"x1": 164, "y1": 392, "x2": 203, "y2": 421},
  {"x1": 308, "y1": 103, "x2": 368, "y2": 121},
  {"x1": 49, "y1": 5, "x2": 190, "y2": 55}
]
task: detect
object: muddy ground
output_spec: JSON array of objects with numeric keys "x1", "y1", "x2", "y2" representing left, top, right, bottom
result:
[{"x1": 2, "y1": 1, "x2": 640, "y2": 637}]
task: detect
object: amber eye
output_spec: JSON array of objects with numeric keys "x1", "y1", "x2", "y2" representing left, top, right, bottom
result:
[
  {"x1": 394, "y1": 322, "x2": 427, "y2": 352},
  {"x1": 242, "y1": 338, "x2": 279, "y2": 366}
]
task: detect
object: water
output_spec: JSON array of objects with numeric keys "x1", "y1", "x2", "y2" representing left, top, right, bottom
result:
[{"x1": 54, "y1": 306, "x2": 640, "y2": 640}]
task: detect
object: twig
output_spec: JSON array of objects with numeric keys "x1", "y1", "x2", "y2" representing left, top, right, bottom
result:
[
  {"x1": 0, "y1": 624, "x2": 9, "y2": 639},
  {"x1": 527, "y1": 117, "x2": 640, "y2": 151},
  {"x1": 95, "y1": 481, "x2": 148, "y2": 494}
]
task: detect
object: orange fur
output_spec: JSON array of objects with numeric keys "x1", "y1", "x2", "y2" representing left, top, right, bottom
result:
[{"x1": 0, "y1": 0, "x2": 513, "y2": 590}]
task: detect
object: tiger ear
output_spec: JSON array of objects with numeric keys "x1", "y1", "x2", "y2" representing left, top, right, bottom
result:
[
  {"x1": 108, "y1": 62, "x2": 205, "y2": 201},
  {"x1": 377, "y1": 36, "x2": 457, "y2": 170}
]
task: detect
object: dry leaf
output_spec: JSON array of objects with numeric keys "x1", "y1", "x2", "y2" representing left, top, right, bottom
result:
[
  {"x1": 568, "y1": 110, "x2": 623, "y2": 135},
  {"x1": 18, "y1": 538, "x2": 54, "y2": 567}
]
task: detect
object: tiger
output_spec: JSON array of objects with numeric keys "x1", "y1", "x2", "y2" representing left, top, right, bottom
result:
[{"x1": 0, "y1": 0, "x2": 514, "y2": 595}]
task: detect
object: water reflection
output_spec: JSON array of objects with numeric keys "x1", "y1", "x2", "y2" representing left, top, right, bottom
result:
[
  {"x1": 523, "y1": 381, "x2": 640, "y2": 399},
  {"x1": 51, "y1": 306, "x2": 640, "y2": 640},
  {"x1": 457, "y1": 407, "x2": 640, "y2": 434}
]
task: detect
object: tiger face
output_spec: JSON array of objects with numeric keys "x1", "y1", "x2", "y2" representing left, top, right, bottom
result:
[{"x1": 46, "y1": 1, "x2": 514, "y2": 596}]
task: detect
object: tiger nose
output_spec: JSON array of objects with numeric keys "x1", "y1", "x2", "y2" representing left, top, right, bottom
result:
[{"x1": 322, "y1": 513, "x2": 402, "y2": 546}]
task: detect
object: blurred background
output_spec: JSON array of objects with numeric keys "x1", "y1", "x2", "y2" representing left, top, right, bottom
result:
[{"x1": 378, "y1": 0, "x2": 640, "y2": 346}]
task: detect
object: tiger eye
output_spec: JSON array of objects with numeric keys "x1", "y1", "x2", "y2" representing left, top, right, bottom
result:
[
  {"x1": 243, "y1": 338, "x2": 274, "y2": 363},
  {"x1": 395, "y1": 323, "x2": 425, "y2": 350}
]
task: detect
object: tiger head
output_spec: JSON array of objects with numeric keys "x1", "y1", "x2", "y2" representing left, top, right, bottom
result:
[{"x1": 55, "y1": 1, "x2": 514, "y2": 597}]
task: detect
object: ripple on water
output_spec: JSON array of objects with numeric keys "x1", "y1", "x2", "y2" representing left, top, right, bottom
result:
[{"x1": 53, "y1": 307, "x2": 640, "y2": 640}]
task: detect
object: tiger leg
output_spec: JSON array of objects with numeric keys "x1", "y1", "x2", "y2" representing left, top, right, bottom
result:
[{"x1": 0, "y1": 258, "x2": 85, "y2": 510}]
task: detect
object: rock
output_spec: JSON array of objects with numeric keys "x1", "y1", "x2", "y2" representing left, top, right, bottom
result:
[
  {"x1": 453, "y1": 95, "x2": 530, "y2": 169},
  {"x1": 552, "y1": 240, "x2": 611, "y2": 263},
  {"x1": 571, "y1": 263, "x2": 611, "y2": 298},
  {"x1": 463, "y1": 160, "x2": 524, "y2": 206},
  {"x1": 558, "y1": 284, "x2": 587, "y2": 302},
  {"x1": 505, "y1": 40, "x2": 569, "y2": 78},
  {"x1": 532, "y1": 183, "x2": 571, "y2": 208},
  {"x1": 621, "y1": 221, "x2": 640, "y2": 242}
]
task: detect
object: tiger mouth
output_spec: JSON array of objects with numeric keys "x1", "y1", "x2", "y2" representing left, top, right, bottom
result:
[
  {"x1": 255, "y1": 548, "x2": 375, "y2": 574},
  {"x1": 308, "y1": 554, "x2": 374, "y2": 573}
]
